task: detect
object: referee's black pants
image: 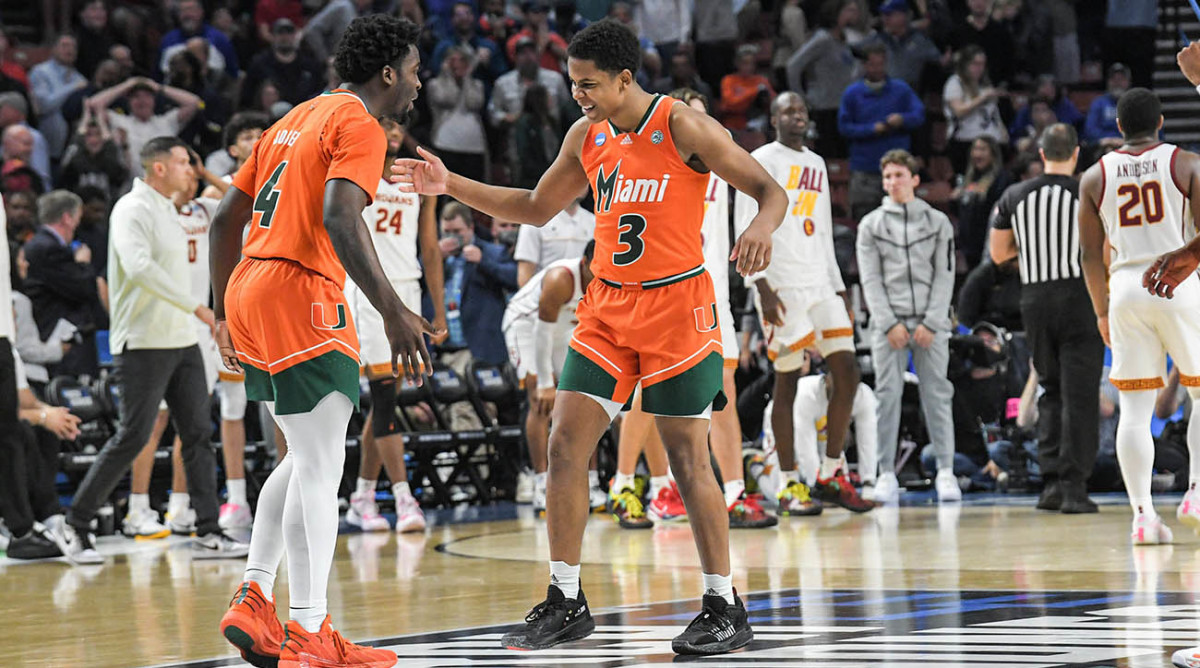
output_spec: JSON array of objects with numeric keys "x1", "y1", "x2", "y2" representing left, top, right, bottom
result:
[{"x1": 1020, "y1": 279, "x2": 1105, "y2": 486}]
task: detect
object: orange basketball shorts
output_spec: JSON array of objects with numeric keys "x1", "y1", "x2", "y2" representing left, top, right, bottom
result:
[
  {"x1": 225, "y1": 258, "x2": 361, "y2": 415},
  {"x1": 559, "y1": 267, "x2": 726, "y2": 416}
]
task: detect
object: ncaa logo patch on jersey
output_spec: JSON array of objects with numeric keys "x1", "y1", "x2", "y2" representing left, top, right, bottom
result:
[
  {"x1": 651, "y1": 130, "x2": 664, "y2": 145},
  {"x1": 595, "y1": 133, "x2": 606, "y2": 146}
]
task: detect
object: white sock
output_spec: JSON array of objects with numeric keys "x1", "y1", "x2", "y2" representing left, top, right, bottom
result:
[
  {"x1": 535, "y1": 471, "x2": 548, "y2": 491},
  {"x1": 168, "y1": 493, "x2": 190, "y2": 515},
  {"x1": 244, "y1": 568, "x2": 275, "y2": 599},
  {"x1": 1117, "y1": 391, "x2": 1158, "y2": 517},
  {"x1": 782, "y1": 469, "x2": 799, "y2": 485},
  {"x1": 724, "y1": 478, "x2": 745, "y2": 507},
  {"x1": 549, "y1": 560, "x2": 580, "y2": 599},
  {"x1": 818, "y1": 455, "x2": 841, "y2": 480},
  {"x1": 1188, "y1": 395, "x2": 1200, "y2": 486},
  {"x1": 226, "y1": 478, "x2": 247, "y2": 507},
  {"x1": 290, "y1": 606, "x2": 326, "y2": 633},
  {"x1": 588, "y1": 469, "x2": 600, "y2": 489},
  {"x1": 275, "y1": 393, "x2": 353, "y2": 631},
  {"x1": 702, "y1": 572, "x2": 735, "y2": 604},
  {"x1": 649, "y1": 475, "x2": 670, "y2": 498},
  {"x1": 392, "y1": 481, "x2": 411, "y2": 500},
  {"x1": 129, "y1": 493, "x2": 150, "y2": 513},
  {"x1": 612, "y1": 472, "x2": 637, "y2": 494},
  {"x1": 355, "y1": 477, "x2": 376, "y2": 498}
]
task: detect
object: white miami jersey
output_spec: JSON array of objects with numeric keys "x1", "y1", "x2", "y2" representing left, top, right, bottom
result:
[
  {"x1": 735, "y1": 141, "x2": 844, "y2": 292},
  {"x1": 363, "y1": 177, "x2": 422, "y2": 282},
  {"x1": 1099, "y1": 142, "x2": 1195, "y2": 273},
  {"x1": 501, "y1": 257, "x2": 584, "y2": 331},
  {"x1": 178, "y1": 197, "x2": 220, "y2": 306},
  {"x1": 701, "y1": 172, "x2": 731, "y2": 304}
]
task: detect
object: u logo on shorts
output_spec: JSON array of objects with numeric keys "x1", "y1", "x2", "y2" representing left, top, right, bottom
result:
[
  {"x1": 312, "y1": 303, "x2": 348, "y2": 331},
  {"x1": 694, "y1": 303, "x2": 718, "y2": 332}
]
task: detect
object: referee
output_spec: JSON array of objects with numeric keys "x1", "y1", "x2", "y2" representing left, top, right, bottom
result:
[{"x1": 990, "y1": 123, "x2": 1103, "y2": 514}]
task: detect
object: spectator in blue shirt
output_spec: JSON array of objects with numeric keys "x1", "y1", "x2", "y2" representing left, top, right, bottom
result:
[
  {"x1": 157, "y1": 0, "x2": 239, "y2": 79},
  {"x1": 438, "y1": 201, "x2": 518, "y2": 366},
  {"x1": 1009, "y1": 74, "x2": 1083, "y2": 141},
  {"x1": 29, "y1": 34, "x2": 88, "y2": 161},
  {"x1": 431, "y1": 2, "x2": 508, "y2": 89},
  {"x1": 1084, "y1": 63, "x2": 1129, "y2": 151},
  {"x1": 837, "y1": 43, "x2": 924, "y2": 223}
]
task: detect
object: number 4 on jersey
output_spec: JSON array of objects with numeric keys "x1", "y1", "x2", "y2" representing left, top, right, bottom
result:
[{"x1": 254, "y1": 161, "x2": 287, "y2": 228}]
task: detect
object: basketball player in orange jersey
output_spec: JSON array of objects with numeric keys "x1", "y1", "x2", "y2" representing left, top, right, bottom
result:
[
  {"x1": 210, "y1": 15, "x2": 437, "y2": 668},
  {"x1": 394, "y1": 19, "x2": 787, "y2": 656}
]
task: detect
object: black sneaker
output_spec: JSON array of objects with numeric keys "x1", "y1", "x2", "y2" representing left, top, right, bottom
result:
[
  {"x1": 1037, "y1": 480, "x2": 1062, "y2": 511},
  {"x1": 7, "y1": 531, "x2": 63, "y2": 559},
  {"x1": 672, "y1": 591, "x2": 753, "y2": 655},
  {"x1": 500, "y1": 585, "x2": 595, "y2": 650}
]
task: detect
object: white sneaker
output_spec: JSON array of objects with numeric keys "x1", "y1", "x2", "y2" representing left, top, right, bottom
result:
[
  {"x1": 394, "y1": 494, "x2": 426, "y2": 533},
  {"x1": 1131, "y1": 513, "x2": 1173, "y2": 545},
  {"x1": 1173, "y1": 646, "x2": 1200, "y2": 667},
  {"x1": 218, "y1": 503, "x2": 253, "y2": 531},
  {"x1": 55, "y1": 523, "x2": 104, "y2": 565},
  {"x1": 935, "y1": 469, "x2": 962, "y2": 503},
  {"x1": 533, "y1": 484, "x2": 547, "y2": 517},
  {"x1": 871, "y1": 472, "x2": 900, "y2": 505},
  {"x1": 166, "y1": 507, "x2": 196, "y2": 535},
  {"x1": 122, "y1": 507, "x2": 170, "y2": 539},
  {"x1": 346, "y1": 491, "x2": 390, "y2": 532},
  {"x1": 191, "y1": 532, "x2": 250, "y2": 560},
  {"x1": 515, "y1": 469, "x2": 534, "y2": 504},
  {"x1": 1177, "y1": 487, "x2": 1200, "y2": 534},
  {"x1": 589, "y1": 484, "x2": 607, "y2": 513}
]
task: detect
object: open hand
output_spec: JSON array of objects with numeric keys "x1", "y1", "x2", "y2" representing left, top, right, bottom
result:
[
  {"x1": 391, "y1": 146, "x2": 449, "y2": 195},
  {"x1": 731, "y1": 219, "x2": 773, "y2": 276},
  {"x1": 1143, "y1": 246, "x2": 1200, "y2": 299},
  {"x1": 386, "y1": 307, "x2": 444, "y2": 384}
]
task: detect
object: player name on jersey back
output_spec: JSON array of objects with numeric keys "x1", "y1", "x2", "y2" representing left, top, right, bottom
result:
[{"x1": 1099, "y1": 143, "x2": 1194, "y2": 272}]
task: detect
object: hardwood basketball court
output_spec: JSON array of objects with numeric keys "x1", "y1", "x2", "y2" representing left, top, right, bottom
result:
[{"x1": 4, "y1": 493, "x2": 1199, "y2": 666}]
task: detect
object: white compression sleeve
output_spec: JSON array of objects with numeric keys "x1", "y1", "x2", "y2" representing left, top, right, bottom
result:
[
  {"x1": 534, "y1": 318, "x2": 557, "y2": 389},
  {"x1": 1116, "y1": 390, "x2": 1158, "y2": 515}
]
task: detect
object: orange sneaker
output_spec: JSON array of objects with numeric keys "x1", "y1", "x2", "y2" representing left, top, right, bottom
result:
[
  {"x1": 279, "y1": 616, "x2": 396, "y2": 668},
  {"x1": 219, "y1": 581, "x2": 285, "y2": 668}
]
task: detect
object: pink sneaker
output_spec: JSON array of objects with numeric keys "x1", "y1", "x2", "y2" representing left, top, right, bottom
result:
[
  {"x1": 1131, "y1": 512, "x2": 1173, "y2": 546},
  {"x1": 218, "y1": 503, "x2": 253, "y2": 531},
  {"x1": 647, "y1": 482, "x2": 687, "y2": 522},
  {"x1": 394, "y1": 493, "x2": 426, "y2": 533},
  {"x1": 346, "y1": 491, "x2": 391, "y2": 532},
  {"x1": 1178, "y1": 486, "x2": 1200, "y2": 534}
]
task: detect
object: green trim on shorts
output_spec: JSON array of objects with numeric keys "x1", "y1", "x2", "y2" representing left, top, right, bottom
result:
[
  {"x1": 242, "y1": 351, "x2": 361, "y2": 415},
  {"x1": 558, "y1": 348, "x2": 621, "y2": 402},
  {"x1": 641, "y1": 352, "x2": 727, "y2": 416}
]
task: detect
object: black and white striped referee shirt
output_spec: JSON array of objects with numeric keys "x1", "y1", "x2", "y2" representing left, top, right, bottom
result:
[{"x1": 990, "y1": 174, "x2": 1082, "y2": 284}]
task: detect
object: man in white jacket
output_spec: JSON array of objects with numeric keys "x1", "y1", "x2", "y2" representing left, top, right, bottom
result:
[{"x1": 856, "y1": 148, "x2": 958, "y2": 503}]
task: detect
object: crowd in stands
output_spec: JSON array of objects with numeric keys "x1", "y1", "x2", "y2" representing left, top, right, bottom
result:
[{"x1": 0, "y1": 0, "x2": 1188, "y2": 538}]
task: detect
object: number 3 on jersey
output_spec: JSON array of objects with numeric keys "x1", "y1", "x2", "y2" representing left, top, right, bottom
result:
[
  {"x1": 614, "y1": 213, "x2": 646, "y2": 266},
  {"x1": 254, "y1": 161, "x2": 287, "y2": 228}
]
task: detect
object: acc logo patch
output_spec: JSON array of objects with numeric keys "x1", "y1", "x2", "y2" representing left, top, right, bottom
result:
[
  {"x1": 595, "y1": 133, "x2": 607, "y2": 146},
  {"x1": 803, "y1": 218, "x2": 815, "y2": 236},
  {"x1": 651, "y1": 130, "x2": 664, "y2": 144}
]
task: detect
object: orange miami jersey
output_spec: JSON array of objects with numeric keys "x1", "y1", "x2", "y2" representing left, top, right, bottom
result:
[
  {"x1": 225, "y1": 89, "x2": 386, "y2": 415},
  {"x1": 560, "y1": 95, "x2": 726, "y2": 417}
]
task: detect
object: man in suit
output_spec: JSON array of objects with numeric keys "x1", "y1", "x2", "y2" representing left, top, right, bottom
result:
[
  {"x1": 437, "y1": 200, "x2": 517, "y2": 428},
  {"x1": 20, "y1": 190, "x2": 106, "y2": 377}
]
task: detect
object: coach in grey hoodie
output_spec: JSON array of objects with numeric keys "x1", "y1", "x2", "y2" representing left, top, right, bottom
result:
[{"x1": 856, "y1": 148, "x2": 958, "y2": 502}]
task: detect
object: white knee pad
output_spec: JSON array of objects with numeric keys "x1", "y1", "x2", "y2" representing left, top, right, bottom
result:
[{"x1": 219, "y1": 379, "x2": 248, "y2": 421}]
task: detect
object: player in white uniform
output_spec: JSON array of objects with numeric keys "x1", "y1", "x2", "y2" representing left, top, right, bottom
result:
[
  {"x1": 1079, "y1": 87, "x2": 1200, "y2": 547},
  {"x1": 513, "y1": 196, "x2": 595, "y2": 286},
  {"x1": 503, "y1": 244, "x2": 595, "y2": 515},
  {"x1": 344, "y1": 117, "x2": 448, "y2": 534},
  {"x1": 736, "y1": 92, "x2": 872, "y2": 515}
]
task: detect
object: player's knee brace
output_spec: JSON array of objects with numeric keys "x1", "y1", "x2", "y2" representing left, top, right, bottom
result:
[
  {"x1": 369, "y1": 378, "x2": 404, "y2": 437},
  {"x1": 219, "y1": 379, "x2": 248, "y2": 421}
]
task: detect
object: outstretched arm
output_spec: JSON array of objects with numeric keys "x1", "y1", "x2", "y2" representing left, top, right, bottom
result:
[
  {"x1": 670, "y1": 103, "x2": 787, "y2": 276},
  {"x1": 393, "y1": 117, "x2": 591, "y2": 226},
  {"x1": 1078, "y1": 164, "x2": 1111, "y2": 345}
]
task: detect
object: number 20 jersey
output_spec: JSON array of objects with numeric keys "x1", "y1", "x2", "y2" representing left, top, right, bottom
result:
[
  {"x1": 1098, "y1": 142, "x2": 1195, "y2": 273},
  {"x1": 580, "y1": 95, "x2": 709, "y2": 284},
  {"x1": 362, "y1": 177, "x2": 422, "y2": 282}
]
